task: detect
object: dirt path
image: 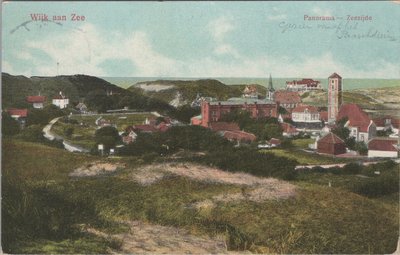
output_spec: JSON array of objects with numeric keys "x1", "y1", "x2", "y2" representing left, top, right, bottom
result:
[{"x1": 87, "y1": 221, "x2": 228, "y2": 254}]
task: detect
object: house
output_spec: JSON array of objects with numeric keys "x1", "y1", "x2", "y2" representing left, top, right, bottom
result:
[
  {"x1": 291, "y1": 104, "x2": 323, "y2": 129},
  {"x1": 273, "y1": 90, "x2": 302, "y2": 112},
  {"x1": 196, "y1": 98, "x2": 278, "y2": 128},
  {"x1": 269, "y1": 138, "x2": 281, "y2": 147},
  {"x1": 337, "y1": 103, "x2": 376, "y2": 143},
  {"x1": 6, "y1": 108, "x2": 28, "y2": 119},
  {"x1": 317, "y1": 132, "x2": 347, "y2": 155},
  {"x1": 368, "y1": 138, "x2": 399, "y2": 158},
  {"x1": 280, "y1": 122, "x2": 299, "y2": 137},
  {"x1": 191, "y1": 115, "x2": 203, "y2": 125},
  {"x1": 292, "y1": 105, "x2": 320, "y2": 123},
  {"x1": 131, "y1": 124, "x2": 158, "y2": 133},
  {"x1": 52, "y1": 91, "x2": 69, "y2": 109},
  {"x1": 26, "y1": 95, "x2": 46, "y2": 109},
  {"x1": 319, "y1": 111, "x2": 328, "y2": 123},
  {"x1": 6, "y1": 108, "x2": 28, "y2": 126},
  {"x1": 286, "y1": 78, "x2": 321, "y2": 91},
  {"x1": 243, "y1": 85, "x2": 258, "y2": 98},
  {"x1": 75, "y1": 103, "x2": 88, "y2": 114},
  {"x1": 122, "y1": 130, "x2": 138, "y2": 144}
]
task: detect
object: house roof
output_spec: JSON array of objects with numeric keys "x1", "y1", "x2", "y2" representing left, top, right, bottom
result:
[
  {"x1": 269, "y1": 138, "x2": 281, "y2": 145},
  {"x1": 292, "y1": 104, "x2": 319, "y2": 114},
  {"x1": 26, "y1": 95, "x2": 46, "y2": 103},
  {"x1": 53, "y1": 95, "x2": 68, "y2": 100},
  {"x1": 329, "y1": 73, "x2": 342, "y2": 79},
  {"x1": 222, "y1": 130, "x2": 256, "y2": 142},
  {"x1": 337, "y1": 104, "x2": 372, "y2": 132},
  {"x1": 391, "y1": 118, "x2": 400, "y2": 129},
  {"x1": 280, "y1": 122, "x2": 298, "y2": 134},
  {"x1": 320, "y1": 111, "x2": 328, "y2": 121},
  {"x1": 7, "y1": 108, "x2": 28, "y2": 118},
  {"x1": 274, "y1": 91, "x2": 302, "y2": 104},
  {"x1": 209, "y1": 122, "x2": 240, "y2": 132},
  {"x1": 133, "y1": 124, "x2": 158, "y2": 132},
  {"x1": 318, "y1": 132, "x2": 345, "y2": 145},
  {"x1": 368, "y1": 138, "x2": 399, "y2": 152},
  {"x1": 286, "y1": 79, "x2": 320, "y2": 87}
]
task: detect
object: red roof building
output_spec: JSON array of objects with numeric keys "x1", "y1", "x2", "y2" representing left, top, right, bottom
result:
[
  {"x1": 281, "y1": 122, "x2": 299, "y2": 137},
  {"x1": 337, "y1": 104, "x2": 376, "y2": 142},
  {"x1": 132, "y1": 124, "x2": 158, "y2": 133},
  {"x1": 269, "y1": 138, "x2": 281, "y2": 146},
  {"x1": 317, "y1": 132, "x2": 347, "y2": 155},
  {"x1": 320, "y1": 111, "x2": 328, "y2": 122},
  {"x1": 209, "y1": 122, "x2": 240, "y2": 132},
  {"x1": 286, "y1": 79, "x2": 321, "y2": 91},
  {"x1": 329, "y1": 73, "x2": 342, "y2": 79},
  {"x1": 368, "y1": 138, "x2": 399, "y2": 158},
  {"x1": 26, "y1": 95, "x2": 46, "y2": 109},
  {"x1": 26, "y1": 96, "x2": 46, "y2": 103},
  {"x1": 273, "y1": 91, "x2": 302, "y2": 111},
  {"x1": 197, "y1": 98, "x2": 278, "y2": 128},
  {"x1": 6, "y1": 108, "x2": 28, "y2": 118}
]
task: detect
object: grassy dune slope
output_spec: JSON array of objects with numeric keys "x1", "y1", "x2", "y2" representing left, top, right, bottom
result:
[{"x1": 2, "y1": 139, "x2": 399, "y2": 254}]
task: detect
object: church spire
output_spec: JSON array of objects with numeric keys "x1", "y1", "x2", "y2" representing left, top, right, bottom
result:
[
  {"x1": 267, "y1": 73, "x2": 275, "y2": 100},
  {"x1": 268, "y1": 74, "x2": 274, "y2": 91}
]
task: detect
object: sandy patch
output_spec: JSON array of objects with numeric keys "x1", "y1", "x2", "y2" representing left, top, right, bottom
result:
[
  {"x1": 132, "y1": 163, "x2": 296, "y2": 204},
  {"x1": 136, "y1": 84, "x2": 175, "y2": 92},
  {"x1": 86, "y1": 221, "x2": 228, "y2": 254},
  {"x1": 70, "y1": 161, "x2": 125, "y2": 177}
]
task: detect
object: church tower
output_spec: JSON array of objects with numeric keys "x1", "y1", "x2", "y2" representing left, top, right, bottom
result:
[
  {"x1": 328, "y1": 73, "x2": 342, "y2": 123},
  {"x1": 266, "y1": 74, "x2": 275, "y2": 100}
]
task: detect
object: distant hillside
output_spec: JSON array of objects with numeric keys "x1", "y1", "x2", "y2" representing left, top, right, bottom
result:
[
  {"x1": 2, "y1": 73, "x2": 126, "y2": 108},
  {"x1": 128, "y1": 79, "x2": 267, "y2": 106}
]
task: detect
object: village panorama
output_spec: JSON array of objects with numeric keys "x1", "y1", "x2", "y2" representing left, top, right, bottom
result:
[{"x1": 2, "y1": 71, "x2": 400, "y2": 254}]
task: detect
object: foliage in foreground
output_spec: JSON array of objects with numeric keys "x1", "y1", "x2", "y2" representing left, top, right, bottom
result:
[{"x1": 2, "y1": 139, "x2": 399, "y2": 254}]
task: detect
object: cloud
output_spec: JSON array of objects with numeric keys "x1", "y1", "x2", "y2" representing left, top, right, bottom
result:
[
  {"x1": 5, "y1": 23, "x2": 398, "y2": 79},
  {"x1": 208, "y1": 15, "x2": 235, "y2": 42}
]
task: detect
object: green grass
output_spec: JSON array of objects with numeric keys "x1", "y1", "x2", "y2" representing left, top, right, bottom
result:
[
  {"x1": 291, "y1": 138, "x2": 314, "y2": 149},
  {"x1": 261, "y1": 148, "x2": 352, "y2": 165},
  {"x1": 2, "y1": 139, "x2": 399, "y2": 254},
  {"x1": 50, "y1": 113, "x2": 154, "y2": 150}
]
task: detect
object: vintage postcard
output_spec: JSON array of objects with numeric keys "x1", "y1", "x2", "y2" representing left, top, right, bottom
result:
[{"x1": 2, "y1": 1, "x2": 400, "y2": 254}]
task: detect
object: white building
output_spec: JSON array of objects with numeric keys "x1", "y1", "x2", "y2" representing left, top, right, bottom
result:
[
  {"x1": 368, "y1": 138, "x2": 399, "y2": 158},
  {"x1": 52, "y1": 92, "x2": 69, "y2": 109},
  {"x1": 291, "y1": 105, "x2": 320, "y2": 123}
]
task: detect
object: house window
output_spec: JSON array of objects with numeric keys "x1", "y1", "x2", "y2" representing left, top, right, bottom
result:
[
  {"x1": 360, "y1": 134, "x2": 364, "y2": 141},
  {"x1": 212, "y1": 111, "x2": 217, "y2": 116}
]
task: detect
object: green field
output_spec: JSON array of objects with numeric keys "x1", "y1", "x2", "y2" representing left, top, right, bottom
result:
[
  {"x1": 260, "y1": 148, "x2": 352, "y2": 165},
  {"x1": 51, "y1": 113, "x2": 154, "y2": 149},
  {"x1": 2, "y1": 139, "x2": 399, "y2": 254}
]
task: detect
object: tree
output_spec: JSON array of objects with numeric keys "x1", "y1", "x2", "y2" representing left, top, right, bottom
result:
[
  {"x1": 94, "y1": 126, "x2": 121, "y2": 152},
  {"x1": 2, "y1": 112, "x2": 20, "y2": 136},
  {"x1": 63, "y1": 127, "x2": 74, "y2": 138},
  {"x1": 355, "y1": 141, "x2": 368, "y2": 155}
]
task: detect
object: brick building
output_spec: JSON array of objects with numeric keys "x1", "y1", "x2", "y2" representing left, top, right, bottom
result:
[
  {"x1": 317, "y1": 132, "x2": 347, "y2": 155},
  {"x1": 192, "y1": 98, "x2": 278, "y2": 128}
]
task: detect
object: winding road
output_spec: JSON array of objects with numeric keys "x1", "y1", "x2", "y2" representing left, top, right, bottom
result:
[{"x1": 43, "y1": 117, "x2": 90, "y2": 153}]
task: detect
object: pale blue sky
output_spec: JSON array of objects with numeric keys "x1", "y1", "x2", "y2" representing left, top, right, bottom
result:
[{"x1": 2, "y1": 1, "x2": 400, "y2": 78}]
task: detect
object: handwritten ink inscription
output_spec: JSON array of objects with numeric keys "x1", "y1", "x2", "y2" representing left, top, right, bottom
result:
[
  {"x1": 30, "y1": 13, "x2": 86, "y2": 22},
  {"x1": 277, "y1": 15, "x2": 398, "y2": 43}
]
